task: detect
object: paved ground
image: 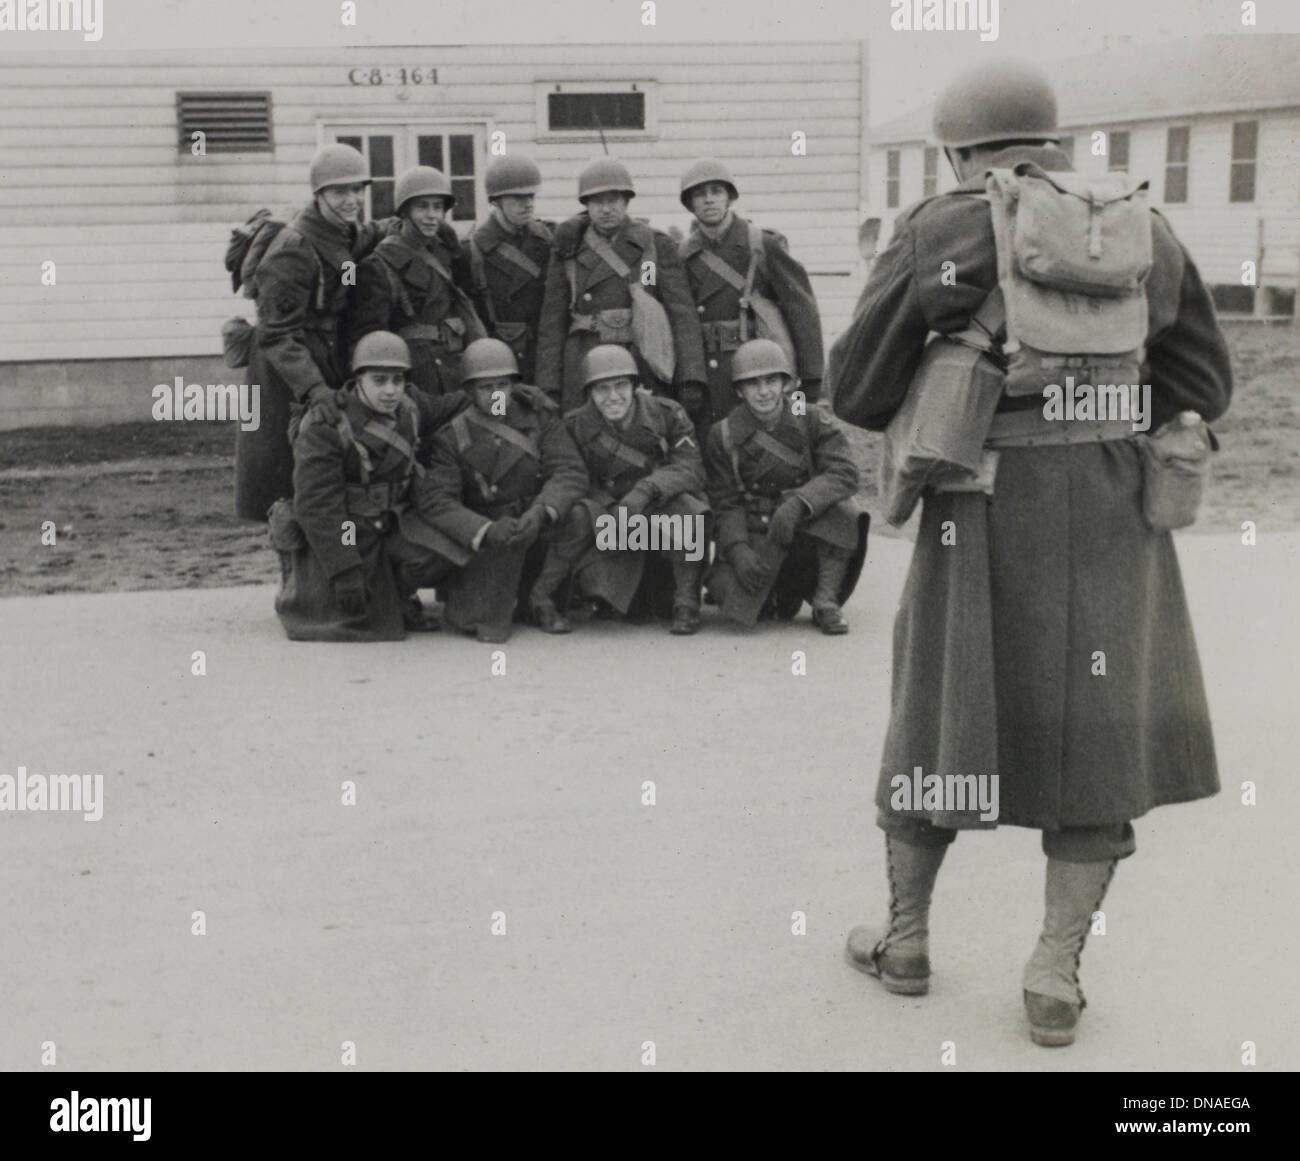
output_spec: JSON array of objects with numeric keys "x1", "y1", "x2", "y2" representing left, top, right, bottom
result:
[{"x1": 1, "y1": 529, "x2": 1296, "y2": 1071}]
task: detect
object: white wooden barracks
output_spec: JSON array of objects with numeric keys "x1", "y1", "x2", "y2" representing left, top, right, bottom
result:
[
  {"x1": 863, "y1": 36, "x2": 1300, "y2": 318},
  {"x1": 0, "y1": 43, "x2": 870, "y2": 428}
]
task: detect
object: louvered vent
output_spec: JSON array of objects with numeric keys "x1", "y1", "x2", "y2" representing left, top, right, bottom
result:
[{"x1": 176, "y1": 92, "x2": 273, "y2": 153}]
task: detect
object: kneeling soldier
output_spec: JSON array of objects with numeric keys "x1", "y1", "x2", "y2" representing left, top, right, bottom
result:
[
  {"x1": 271, "y1": 332, "x2": 464, "y2": 641},
  {"x1": 705, "y1": 339, "x2": 869, "y2": 633},
  {"x1": 415, "y1": 338, "x2": 589, "y2": 643},
  {"x1": 347, "y1": 165, "x2": 484, "y2": 398},
  {"x1": 533, "y1": 345, "x2": 710, "y2": 636}
]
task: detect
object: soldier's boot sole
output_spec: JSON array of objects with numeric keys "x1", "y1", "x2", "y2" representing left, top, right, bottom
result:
[
  {"x1": 1024, "y1": 990, "x2": 1081, "y2": 1047},
  {"x1": 844, "y1": 925, "x2": 930, "y2": 995}
]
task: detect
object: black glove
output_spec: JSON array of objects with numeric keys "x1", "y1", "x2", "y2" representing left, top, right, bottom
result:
[
  {"x1": 516, "y1": 383, "x2": 559, "y2": 412},
  {"x1": 481, "y1": 519, "x2": 518, "y2": 550},
  {"x1": 332, "y1": 567, "x2": 368, "y2": 617},
  {"x1": 620, "y1": 483, "x2": 658, "y2": 518},
  {"x1": 306, "y1": 385, "x2": 342, "y2": 426},
  {"x1": 509, "y1": 506, "x2": 548, "y2": 548},
  {"x1": 766, "y1": 497, "x2": 806, "y2": 549},
  {"x1": 731, "y1": 544, "x2": 773, "y2": 593},
  {"x1": 678, "y1": 382, "x2": 707, "y2": 417}
]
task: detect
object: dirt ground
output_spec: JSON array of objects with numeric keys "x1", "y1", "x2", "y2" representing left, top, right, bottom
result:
[{"x1": 1, "y1": 322, "x2": 1296, "y2": 597}]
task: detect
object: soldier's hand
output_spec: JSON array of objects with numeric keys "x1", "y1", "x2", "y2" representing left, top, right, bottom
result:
[
  {"x1": 307, "y1": 385, "x2": 342, "y2": 426},
  {"x1": 620, "y1": 483, "x2": 657, "y2": 518},
  {"x1": 509, "y1": 506, "x2": 548, "y2": 548},
  {"x1": 332, "y1": 567, "x2": 368, "y2": 617},
  {"x1": 482, "y1": 519, "x2": 518, "y2": 550},
  {"x1": 677, "y1": 382, "x2": 707, "y2": 418},
  {"x1": 731, "y1": 544, "x2": 773, "y2": 593},
  {"x1": 766, "y1": 497, "x2": 805, "y2": 549},
  {"x1": 516, "y1": 383, "x2": 559, "y2": 412}
]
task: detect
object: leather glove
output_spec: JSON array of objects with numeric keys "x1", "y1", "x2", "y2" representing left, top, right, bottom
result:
[
  {"x1": 481, "y1": 519, "x2": 518, "y2": 550},
  {"x1": 678, "y1": 382, "x2": 707, "y2": 418},
  {"x1": 332, "y1": 567, "x2": 368, "y2": 617},
  {"x1": 516, "y1": 383, "x2": 559, "y2": 412},
  {"x1": 509, "y1": 506, "x2": 548, "y2": 548},
  {"x1": 731, "y1": 544, "x2": 773, "y2": 594},
  {"x1": 306, "y1": 385, "x2": 342, "y2": 426},
  {"x1": 766, "y1": 496, "x2": 806, "y2": 550},
  {"x1": 620, "y1": 483, "x2": 658, "y2": 518}
]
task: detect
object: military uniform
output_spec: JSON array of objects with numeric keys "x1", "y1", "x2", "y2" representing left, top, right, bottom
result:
[
  {"x1": 415, "y1": 393, "x2": 589, "y2": 641},
  {"x1": 272, "y1": 387, "x2": 466, "y2": 642},
  {"x1": 534, "y1": 393, "x2": 710, "y2": 617},
  {"x1": 235, "y1": 203, "x2": 390, "y2": 521},
  {"x1": 348, "y1": 219, "x2": 479, "y2": 399},
  {"x1": 680, "y1": 214, "x2": 824, "y2": 426},
  {"x1": 830, "y1": 141, "x2": 1233, "y2": 835},
  {"x1": 535, "y1": 214, "x2": 707, "y2": 412},
  {"x1": 464, "y1": 215, "x2": 555, "y2": 384},
  {"x1": 705, "y1": 397, "x2": 868, "y2": 626}
]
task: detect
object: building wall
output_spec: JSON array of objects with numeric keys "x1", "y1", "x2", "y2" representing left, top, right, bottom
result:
[
  {"x1": 866, "y1": 107, "x2": 1300, "y2": 292},
  {"x1": 0, "y1": 44, "x2": 867, "y2": 428}
]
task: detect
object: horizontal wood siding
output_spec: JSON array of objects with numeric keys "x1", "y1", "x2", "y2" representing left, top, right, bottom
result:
[{"x1": 0, "y1": 45, "x2": 865, "y2": 364}]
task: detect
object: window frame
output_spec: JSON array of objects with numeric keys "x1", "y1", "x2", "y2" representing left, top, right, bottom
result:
[
  {"x1": 1163, "y1": 126, "x2": 1190, "y2": 204},
  {"x1": 1107, "y1": 129, "x2": 1131, "y2": 173},
  {"x1": 1229, "y1": 120, "x2": 1258, "y2": 204},
  {"x1": 886, "y1": 149, "x2": 901, "y2": 209},
  {"x1": 923, "y1": 146, "x2": 938, "y2": 197},
  {"x1": 534, "y1": 80, "x2": 659, "y2": 143}
]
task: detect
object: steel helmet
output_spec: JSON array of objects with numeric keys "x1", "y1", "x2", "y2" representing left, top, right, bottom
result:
[
  {"x1": 351, "y1": 331, "x2": 411, "y2": 373},
  {"x1": 578, "y1": 157, "x2": 636, "y2": 202},
  {"x1": 581, "y1": 344, "x2": 639, "y2": 390},
  {"x1": 394, "y1": 166, "x2": 454, "y2": 214},
  {"x1": 731, "y1": 339, "x2": 793, "y2": 386},
  {"x1": 310, "y1": 144, "x2": 372, "y2": 193},
  {"x1": 486, "y1": 155, "x2": 542, "y2": 199},
  {"x1": 461, "y1": 338, "x2": 521, "y2": 384},
  {"x1": 679, "y1": 158, "x2": 739, "y2": 209},
  {"x1": 933, "y1": 59, "x2": 1060, "y2": 149}
]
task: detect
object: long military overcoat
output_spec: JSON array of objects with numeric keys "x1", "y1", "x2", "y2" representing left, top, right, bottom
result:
[
  {"x1": 463, "y1": 215, "x2": 555, "y2": 384},
  {"x1": 829, "y1": 142, "x2": 1233, "y2": 831}
]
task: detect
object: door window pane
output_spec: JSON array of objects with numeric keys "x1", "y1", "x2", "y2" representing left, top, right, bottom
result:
[
  {"x1": 451, "y1": 178, "x2": 477, "y2": 222},
  {"x1": 1107, "y1": 130, "x2": 1129, "y2": 171},
  {"x1": 418, "y1": 135, "x2": 444, "y2": 171},
  {"x1": 1230, "y1": 121, "x2": 1257, "y2": 203},
  {"x1": 449, "y1": 134, "x2": 475, "y2": 176}
]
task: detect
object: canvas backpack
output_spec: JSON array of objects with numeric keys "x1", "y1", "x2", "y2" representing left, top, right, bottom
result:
[{"x1": 984, "y1": 161, "x2": 1154, "y2": 395}]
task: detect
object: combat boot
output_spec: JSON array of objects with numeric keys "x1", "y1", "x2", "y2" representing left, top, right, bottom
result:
[
  {"x1": 668, "y1": 558, "x2": 703, "y2": 635},
  {"x1": 1022, "y1": 857, "x2": 1118, "y2": 1046},
  {"x1": 532, "y1": 599, "x2": 572, "y2": 635},
  {"x1": 845, "y1": 834, "x2": 948, "y2": 995},
  {"x1": 811, "y1": 545, "x2": 851, "y2": 634}
]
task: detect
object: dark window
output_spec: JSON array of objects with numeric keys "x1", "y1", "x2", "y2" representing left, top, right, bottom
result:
[
  {"x1": 329, "y1": 134, "x2": 394, "y2": 221},
  {"x1": 1230, "y1": 120, "x2": 1257, "y2": 203},
  {"x1": 547, "y1": 91, "x2": 645, "y2": 133},
  {"x1": 447, "y1": 134, "x2": 478, "y2": 222},
  {"x1": 1211, "y1": 284, "x2": 1255, "y2": 313},
  {"x1": 417, "y1": 136, "x2": 444, "y2": 170},
  {"x1": 1057, "y1": 135, "x2": 1075, "y2": 164},
  {"x1": 886, "y1": 149, "x2": 900, "y2": 209},
  {"x1": 176, "y1": 91, "x2": 272, "y2": 153},
  {"x1": 923, "y1": 146, "x2": 938, "y2": 196},
  {"x1": 1107, "y1": 130, "x2": 1130, "y2": 172},
  {"x1": 1164, "y1": 127, "x2": 1189, "y2": 203}
]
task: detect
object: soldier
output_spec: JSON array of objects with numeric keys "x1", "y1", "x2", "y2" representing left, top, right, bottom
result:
[
  {"x1": 677, "y1": 158, "x2": 825, "y2": 434},
  {"x1": 235, "y1": 143, "x2": 394, "y2": 521},
  {"x1": 415, "y1": 338, "x2": 589, "y2": 643},
  {"x1": 531, "y1": 345, "x2": 710, "y2": 636},
  {"x1": 705, "y1": 340, "x2": 868, "y2": 634},
  {"x1": 535, "y1": 157, "x2": 708, "y2": 415},
  {"x1": 463, "y1": 155, "x2": 554, "y2": 384},
  {"x1": 831, "y1": 60, "x2": 1232, "y2": 1046},
  {"x1": 270, "y1": 332, "x2": 462, "y2": 642},
  {"x1": 347, "y1": 165, "x2": 483, "y2": 399}
]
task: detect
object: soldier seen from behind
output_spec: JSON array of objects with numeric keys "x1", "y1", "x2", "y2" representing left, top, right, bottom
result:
[
  {"x1": 535, "y1": 157, "x2": 708, "y2": 415},
  {"x1": 463, "y1": 155, "x2": 554, "y2": 384},
  {"x1": 831, "y1": 60, "x2": 1232, "y2": 1048},
  {"x1": 678, "y1": 158, "x2": 825, "y2": 437},
  {"x1": 705, "y1": 339, "x2": 869, "y2": 635},
  {"x1": 415, "y1": 339, "x2": 589, "y2": 643},
  {"x1": 347, "y1": 165, "x2": 485, "y2": 399},
  {"x1": 532, "y1": 345, "x2": 710, "y2": 636}
]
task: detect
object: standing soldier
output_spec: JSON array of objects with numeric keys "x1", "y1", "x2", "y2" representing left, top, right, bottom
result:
[
  {"x1": 235, "y1": 143, "x2": 392, "y2": 521},
  {"x1": 705, "y1": 340, "x2": 868, "y2": 634},
  {"x1": 678, "y1": 158, "x2": 825, "y2": 435},
  {"x1": 464, "y1": 155, "x2": 554, "y2": 384},
  {"x1": 535, "y1": 157, "x2": 708, "y2": 415},
  {"x1": 415, "y1": 338, "x2": 589, "y2": 643},
  {"x1": 531, "y1": 345, "x2": 710, "y2": 636},
  {"x1": 832, "y1": 60, "x2": 1232, "y2": 1046},
  {"x1": 347, "y1": 165, "x2": 485, "y2": 399}
]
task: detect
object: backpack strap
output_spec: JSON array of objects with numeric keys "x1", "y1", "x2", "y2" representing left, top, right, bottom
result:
[
  {"x1": 718, "y1": 416, "x2": 748, "y2": 498},
  {"x1": 467, "y1": 231, "x2": 498, "y2": 329}
]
